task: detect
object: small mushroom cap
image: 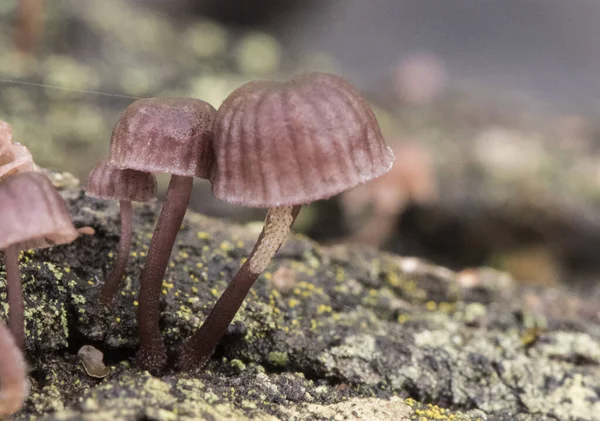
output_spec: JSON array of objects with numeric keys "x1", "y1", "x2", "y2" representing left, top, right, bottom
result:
[
  {"x1": 108, "y1": 97, "x2": 216, "y2": 178},
  {"x1": 86, "y1": 159, "x2": 157, "y2": 202},
  {"x1": 211, "y1": 72, "x2": 395, "y2": 207},
  {"x1": 0, "y1": 122, "x2": 34, "y2": 181},
  {"x1": 0, "y1": 172, "x2": 78, "y2": 250}
]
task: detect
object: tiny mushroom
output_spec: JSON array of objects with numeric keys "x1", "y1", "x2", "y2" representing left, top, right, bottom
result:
[
  {"x1": 108, "y1": 97, "x2": 216, "y2": 372},
  {"x1": 0, "y1": 172, "x2": 79, "y2": 349},
  {"x1": 0, "y1": 121, "x2": 34, "y2": 181},
  {"x1": 178, "y1": 72, "x2": 395, "y2": 370},
  {"x1": 0, "y1": 323, "x2": 28, "y2": 417},
  {"x1": 86, "y1": 159, "x2": 157, "y2": 304}
]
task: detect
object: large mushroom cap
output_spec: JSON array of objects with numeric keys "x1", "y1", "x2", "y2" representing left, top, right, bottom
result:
[
  {"x1": 108, "y1": 97, "x2": 216, "y2": 178},
  {"x1": 0, "y1": 172, "x2": 78, "y2": 250},
  {"x1": 86, "y1": 159, "x2": 157, "y2": 202},
  {"x1": 211, "y1": 72, "x2": 395, "y2": 207}
]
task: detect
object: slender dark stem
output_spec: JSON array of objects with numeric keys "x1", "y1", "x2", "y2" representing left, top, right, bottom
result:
[
  {"x1": 137, "y1": 174, "x2": 193, "y2": 372},
  {"x1": 178, "y1": 205, "x2": 301, "y2": 371},
  {"x1": 4, "y1": 245, "x2": 24, "y2": 350},
  {"x1": 0, "y1": 323, "x2": 27, "y2": 417},
  {"x1": 100, "y1": 200, "x2": 133, "y2": 305}
]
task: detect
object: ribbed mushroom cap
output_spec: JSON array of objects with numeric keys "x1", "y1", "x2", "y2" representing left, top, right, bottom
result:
[
  {"x1": 0, "y1": 122, "x2": 34, "y2": 181},
  {"x1": 108, "y1": 97, "x2": 216, "y2": 178},
  {"x1": 86, "y1": 160, "x2": 157, "y2": 202},
  {"x1": 0, "y1": 172, "x2": 78, "y2": 250},
  {"x1": 211, "y1": 72, "x2": 395, "y2": 207}
]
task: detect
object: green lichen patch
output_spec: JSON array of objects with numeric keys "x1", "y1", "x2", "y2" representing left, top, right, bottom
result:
[{"x1": 4, "y1": 178, "x2": 600, "y2": 420}]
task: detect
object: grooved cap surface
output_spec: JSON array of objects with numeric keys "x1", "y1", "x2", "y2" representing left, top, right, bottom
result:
[
  {"x1": 211, "y1": 72, "x2": 395, "y2": 207},
  {"x1": 109, "y1": 97, "x2": 216, "y2": 178},
  {"x1": 0, "y1": 172, "x2": 78, "y2": 250},
  {"x1": 86, "y1": 160, "x2": 157, "y2": 202}
]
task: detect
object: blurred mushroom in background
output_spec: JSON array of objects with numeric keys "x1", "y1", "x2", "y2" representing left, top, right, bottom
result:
[
  {"x1": 13, "y1": 0, "x2": 45, "y2": 57},
  {"x1": 393, "y1": 51, "x2": 448, "y2": 107},
  {"x1": 340, "y1": 140, "x2": 438, "y2": 248}
]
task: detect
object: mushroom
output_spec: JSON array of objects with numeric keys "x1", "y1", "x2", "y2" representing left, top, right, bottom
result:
[
  {"x1": 0, "y1": 172, "x2": 79, "y2": 349},
  {"x1": 0, "y1": 121, "x2": 34, "y2": 181},
  {"x1": 178, "y1": 72, "x2": 395, "y2": 370},
  {"x1": 0, "y1": 323, "x2": 28, "y2": 417},
  {"x1": 86, "y1": 159, "x2": 157, "y2": 304},
  {"x1": 108, "y1": 97, "x2": 215, "y2": 372}
]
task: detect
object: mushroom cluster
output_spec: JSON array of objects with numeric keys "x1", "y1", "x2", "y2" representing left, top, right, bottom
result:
[
  {"x1": 88, "y1": 97, "x2": 216, "y2": 371},
  {"x1": 85, "y1": 72, "x2": 393, "y2": 373},
  {"x1": 0, "y1": 121, "x2": 79, "y2": 417}
]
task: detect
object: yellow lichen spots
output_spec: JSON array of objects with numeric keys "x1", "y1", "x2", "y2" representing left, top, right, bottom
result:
[
  {"x1": 44, "y1": 262, "x2": 64, "y2": 280},
  {"x1": 202, "y1": 245, "x2": 210, "y2": 252},
  {"x1": 293, "y1": 288, "x2": 302, "y2": 296},
  {"x1": 175, "y1": 291, "x2": 180, "y2": 297},
  {"x1": 236, "y1": 240, "x2": 245, "y2": 248},
  {"x1": 115, "y1": 317, "x2": 121, "y2": 323},
  {"x1": 397, "y1": 314, "x2": 409, "y2": 324},
  {"x1": 64, "y1": 267, "x2": 71, "y2": 273},
  {"x1": 426, "y1": 301, "x2": 437, "y2": 311},
  {"x1": 162, "y1": 289, "x2": 167, "y2": 295},
  {"x1": 368, "y1": 289, "x2": 378, "y2": 297},
  {"x1": 263, "y1": 272, "x2": 273, "y2": 280},
  {"x1": 68, "y1": 280, "x2": 77, "y2": 289},
  {"x1": 195, "y1": 262, "x2": 204, "y2": 269},
  {"x1": 291, "y1": 319, "x2": 299, "y2": 326},
  {"x1": 130, "y1": 251, "x2": 138, "y2": 258},
  {"x1": 121, "y1": 291, "x2": 127, "y2": 296},
  {"x1": 249, "y1": 289, "x2": 257, "y2": 297},
  {"x1": 335, "y1": 267, "x2": 345, "y2": 282},
  {"x1": 140, "y1": 251, "x2": 146, "y2": 257},
  {"x1": 197, "y1": 231, "x2": 210, "y2": 240},
  {"x1": 220, "y1": 241, "x2": 233, "y2": 252},
  {"x1": 133, "y1": 301, "x2": 139, "y2": 306},
  {"x1": 78, "y1": 308, "x2": 85, "y2": 314},
  {"x1": 191, "y1": 286, "x2": 198, "y2": 294},
  {"x1": 310, "y1": 319, "x2": 318, "y2": 331},
  {"x1": 169, "y1": 262, "x2": 175, "y2": 268},
  {"x1": 108, "y1": 252, "x2": 114, "y2": 258},
  {"x1": 87, "y1": 280, "x2": 94, "y2": 286},
  {"x1": 145, "y1": 232, "x2": 153, "y2": 239},
  {"x1": 162, "y1": 281, "x2": 174, "y2": 289},
  {"x1": 178, "y1": 251, "x2": 189, "y2": 259},
  {"x1": 210, "y1": 288, "x2": 219, "y2": 297},
  {"x1": 317, "y1": 304, "x2": 332, "y2": 315},
  {"x1": 241, "y1": 257, "x2": 248, "y2": 264},
  {"x1": 405, "y1": 397, "x2": 417, "y2": 407},
  {"x1": 438, "y1": 302, "x2": 455, "y2": 313}
]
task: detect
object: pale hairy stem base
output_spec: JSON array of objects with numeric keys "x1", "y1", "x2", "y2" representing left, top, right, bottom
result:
[
  {"x1": 0, "y1": 323, "x2": 27, "y2": 417},
  {"x1": 100, "y1": 200, "x2": 133, "y2": 305},
  {"x1": 4, "y1": 245, "x2": 24, "y2": 350},
  {"x1": 137, "y1": 175, "x2": 193, "y2": 372},
  {"x1": 178, "y1": 205, "x2": 302, "y2": 371}
]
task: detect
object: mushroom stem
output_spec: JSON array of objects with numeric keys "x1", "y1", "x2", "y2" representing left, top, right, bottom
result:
[
  {"x1": 0, "y1": 323, "x2": 27, "y2": 417},
  {"x1": 4, "y1": 245, "x2": 24, "y2": 350},
  {"x1": 137, "y1": 174, "x2": 193, "y2": 372},
  {"x1": 100, "y1": 200, "x2": 133, "y2": 304},
  {"x1": 178, "y1": 205, "x2": 301, "y2": 371}
]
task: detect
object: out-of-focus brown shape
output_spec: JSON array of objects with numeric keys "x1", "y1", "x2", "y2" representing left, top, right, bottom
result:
[
  {"x1": 0, "y1": 323, "x2": 28, "y2": 417},
  {"x1": 393, "y1": 51, "x2": 448, "y2": 106},
  {"x1": 0, "y1": 121, "x2": 34, "y2": 181},
  {"x1": 341, "y1": 141, "x2": 438, "y2": 247},
  {"x1": 14, "y1": 0, "x2": 45, "y2": 56}
]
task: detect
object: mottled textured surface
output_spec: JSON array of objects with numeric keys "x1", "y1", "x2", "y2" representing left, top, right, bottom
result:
[
  {"x1": 86, "y1": 160, "x2": 157, "y2": 203},
  {"x1": 1, "y1": 172, "x2": 600, "y2": 420},
  {"x1": 211, "y1": 72, "x2": 395, "y2": 207},
  {"x1": 109, "y1": 98, "x2": 216, "y2": 178}
]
